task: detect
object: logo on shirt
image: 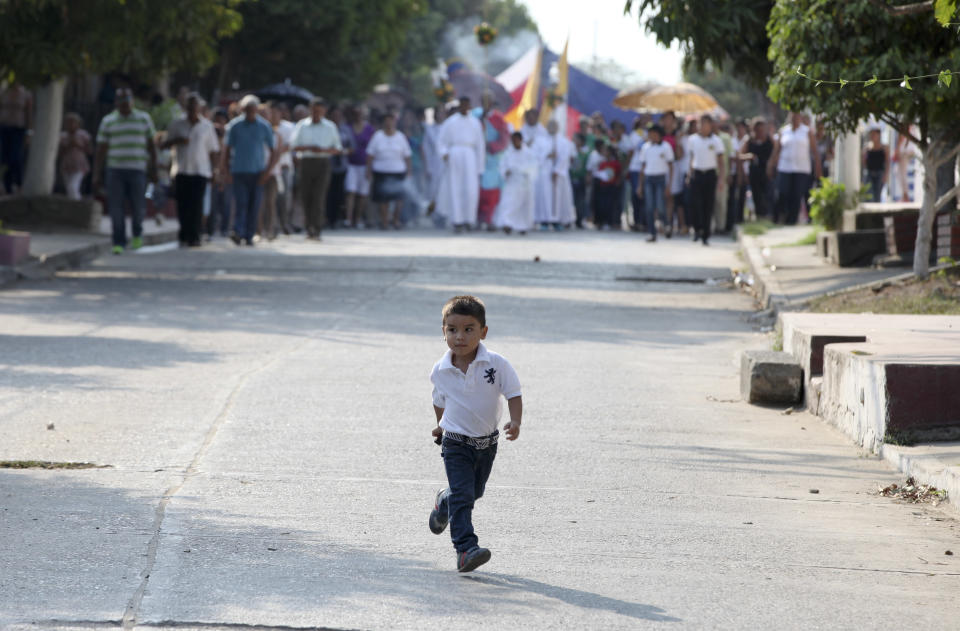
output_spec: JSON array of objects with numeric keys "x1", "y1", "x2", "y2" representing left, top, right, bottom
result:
[{"x1": 484, "y1": 368, "x2": 497, "y2": 384}]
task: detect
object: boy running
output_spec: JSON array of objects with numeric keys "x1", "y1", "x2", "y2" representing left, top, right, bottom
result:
[{"x1": 428, "y1": 295, "x2": 523, "y2": 573}]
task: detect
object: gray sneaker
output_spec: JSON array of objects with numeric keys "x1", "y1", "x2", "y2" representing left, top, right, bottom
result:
[
  {"x1": 429, "y1": 488, "x2": 449, "y2": 534},
  {"x1": 457, "y1": 546, "x2": 491, "y2": 573}
]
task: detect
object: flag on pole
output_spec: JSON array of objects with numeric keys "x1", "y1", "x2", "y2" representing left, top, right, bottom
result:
[
  {"x1": 539, "y1": 38, "x2": 568, "y2": 129},
  {"x1": 503, "y1": 45, "x2": 542, "y2": 129}
]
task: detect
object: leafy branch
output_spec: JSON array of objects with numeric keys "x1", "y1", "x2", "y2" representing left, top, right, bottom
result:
[{"x1": 795, "y1": 67, "x2": 956, "y2": 90}]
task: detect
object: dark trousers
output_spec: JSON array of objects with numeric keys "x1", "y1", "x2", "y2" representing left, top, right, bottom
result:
[
  {"x1": 326, "y1": 169, "x2": 346, "y2": 227},
  {"x1": 441, "y1": 437, "x2": 497, "y2": 553},
  {"x1": 867, "y1": 170, "x2": 884, "y2": 202},
  {"x1": 727, "y1": 182, "x2": 747, "y2": 230},
  {"x1": 749, "y1": 170, "x2": 771, "y2": 218},
  {"x1": 594, "y1": 185, "x2": 617, "y2": 227},
  {"x1": 210, "y1": 184, "x2": 232, "y2": 236},
  {"x1": 629, "y1": 171, "x2": 645, "y2": 228},
  {"x1": 175, "y1": 173, "x2": 208, "y2": 244},
  {"x1": 691, "y1": 169, "x2": 718, "y2": 241},
  {"x1": 775, "y1": 171, "x2": 807, "y2": 225},
  {"x1": 572, "y1": 177, "x2": 587, "y2": 226},
  {"x1": 300, "y1": 157, "x2": 332, "y2": 236},
  {"x1": 232, "y1": 173, "x2": 262, "y2": 242},
  {"x1": 106, "y1": 168, "x2": 146, "y2": 247},
  {"x1": 0, "y1": 125, "x2": 26, "y2": 193}
]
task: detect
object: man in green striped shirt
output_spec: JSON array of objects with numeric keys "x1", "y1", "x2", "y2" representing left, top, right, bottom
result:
[{"x1": 93, "y1": 88, "x2": 158, "y2": 254}]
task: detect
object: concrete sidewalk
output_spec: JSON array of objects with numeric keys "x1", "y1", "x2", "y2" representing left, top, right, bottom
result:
[
  {"x1": 739, "y1": 225, "x2": 905, "y2": 311},
  {"x1": 1, "y1": 216, "x2": 178, "y2": 287}
]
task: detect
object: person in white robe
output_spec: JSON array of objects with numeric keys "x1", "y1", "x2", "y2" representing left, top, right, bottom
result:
[
  {"x1": 494, "y1": 131, "x2": 537, "y2": 233},
  {"x1": 435, "y1": 97, "x2": 485, "y2": 230},
  {"x1": 532, "y1": 120, "x2": 577, "y2": 228},
  {"x1": 520, "y1": 108, "x2": 547, "y2": 147},
  {"x1": 422, "y1": 106, "x2": 447, "y2": 214}
]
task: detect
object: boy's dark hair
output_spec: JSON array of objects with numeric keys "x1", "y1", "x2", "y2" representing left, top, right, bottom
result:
[
  {"x1": 442, "y1": 295, "x2": 486, "y2": 327},
  {"x1": 593, "y1": 138, "x2": 606, "y2": 150},
  {"x1": 648, "y1": 125, "x2": 664, "y2": 137},
  {"x1": 510, "y1": 131, "x2": 523, "y2": 142}
]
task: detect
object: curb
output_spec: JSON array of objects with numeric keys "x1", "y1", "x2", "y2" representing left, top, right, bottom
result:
[
  {"x1": 0, "y1": 229, "x2": 177, "y2": 288},
  {"x1": 738, "y1": 232, "x2": 790, "y2": 312},
  {"x1": 880, "y1": 443, "x2": 960, "y2": 514}
]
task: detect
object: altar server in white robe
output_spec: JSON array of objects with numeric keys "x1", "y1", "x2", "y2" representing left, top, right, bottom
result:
[
  {"x1": 436, "y1": 96, "x2": 485, "y2": 230},
  {"x1": 532, "y1": 119, "x2": 577, "y2": 228},
  {"x1": 521, "y1": 108, "x2": 548, "y2": 147},
  {"x1": 422, "y1": 105, "x2": 446, "y2": 212},
  {"x1": 494, "y1": 131, "x2": 537, "y2": 233}
]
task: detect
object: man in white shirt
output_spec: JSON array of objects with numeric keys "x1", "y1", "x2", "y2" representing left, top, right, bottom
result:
[
  {"x1": 164, "y1": 93, "x2": 219, "y2": 247},
  {"x1": 272, "y1": 103, "x2": 297, "y2": 235},
  {"x1": 637, "y1": 125, "x2": 673, "y2": 242},
  {"x1": 290, "y1": 97, "x2": 342, "y2": 240},
  {"x1": 436, "y1": 97, "x2": 485, "y2": 232},
  {"x1": 626, "y1": 119, "x2": 647, "y2": 231},
  {"x1": 686, "y1": 114, "x2": 726, "y2": 246}
]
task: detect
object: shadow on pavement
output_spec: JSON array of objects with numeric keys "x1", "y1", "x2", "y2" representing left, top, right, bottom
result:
[{"x1": 0, "y1": 470, "x2": 681, "y2": 627}]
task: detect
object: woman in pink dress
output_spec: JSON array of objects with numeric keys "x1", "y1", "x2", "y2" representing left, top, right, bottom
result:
[{"x1": 58, "y1": 113, "x2": 92, "y2": 200}]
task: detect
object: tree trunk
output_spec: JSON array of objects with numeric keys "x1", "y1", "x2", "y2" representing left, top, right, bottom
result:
[
  {"x1": 914, "y1": 141, "x2": 941, "y2": 277},
  {"x1": 21, "y1": 77, "x2": 66, "y2": 196}
]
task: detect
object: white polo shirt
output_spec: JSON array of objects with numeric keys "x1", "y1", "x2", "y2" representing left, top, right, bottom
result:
[
  {"x1": 639, "y1": 141, "x2": 673, "y2": 176},
  {"x1": 430, "y1": 342, "x2": 522, "y2": 438},
  {"x1": 687, "y1": 133, "x2": 725, "y2": 171},
  {"x1": 168, "y1": 116, "x2": 219, "y2": 178}
]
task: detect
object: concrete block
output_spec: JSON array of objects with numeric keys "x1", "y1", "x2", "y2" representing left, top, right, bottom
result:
[
  {"x1": 741, "y1": 350, "x2": 802, "y2": 405},
  {"x1": 0, "y1": 195, "x2": 102, "y2": 232},
  {"x1": 827, "y1": 229, "x2": 887, "y2": 267},
  {"x1": 820, "y1": 343, "x2": 960, "y2": 452}
]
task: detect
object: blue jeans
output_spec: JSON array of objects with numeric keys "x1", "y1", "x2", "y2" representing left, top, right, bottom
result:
[
  {"x1": 232, "y1": 173, "x2": 262, "y2": 242},
  {"x1": 106, "y1": 168, "x2": 146, "y2": 247},
  {"x1": 441, "y1": 437, "x2": 497, "y2": 553},
  {"x1": 644, "y1": 174, "x2": 667, "y2": 237}
]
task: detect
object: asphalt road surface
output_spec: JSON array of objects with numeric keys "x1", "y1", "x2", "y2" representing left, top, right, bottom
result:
[{"x1": 1, "y1": 229, "x2": 958, "y2": 630}]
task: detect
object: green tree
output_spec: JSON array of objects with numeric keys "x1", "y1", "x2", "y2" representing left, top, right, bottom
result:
[
  {"x1": 0, "y1": 0, "x2": 243, "y2": 196},
  {"x1": 767, "y1": 0, "x2": 960, "y2": 276},
  {"x1": 389, "y1": 0, "x2": 539, "y2": 104},
  {"x1": 625, "y1": 0, "x2": 774, "y2": 90},
  {"x1": 682, "y1": 61, "x2": 781, "y2": 123},
  {"x1": 215, "y1": 0, "x2": 423, "y2": 101}
]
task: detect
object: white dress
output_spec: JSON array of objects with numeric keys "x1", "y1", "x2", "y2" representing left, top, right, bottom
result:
[
  {"x1": 494, "y1": 145, "x2": 537, "y2": 231},
  {"x1": 532, "y1": 133, "x2": 576, "y2": 224},
  {"x1": 435, "y1": 112, "x2": 485, "y2": 224},
  {"x1": 423, "y1": 123, "x2": 443, "y2": 203}
]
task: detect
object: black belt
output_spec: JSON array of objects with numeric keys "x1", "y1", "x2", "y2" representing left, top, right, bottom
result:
[{"x1": 693, "y1": 168, "x2": 717, "y2": 174}]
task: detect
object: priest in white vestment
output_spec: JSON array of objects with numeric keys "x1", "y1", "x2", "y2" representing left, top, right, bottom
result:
[
  {"x1": 435, "y1": 97, "x2": 485, "y2": 230},
  {"x1": 532, "y1": 120, "x2": 576, "y2": 228},
  {"x1": 494, "y1": 131, "x2": 537, "y2": 233}
]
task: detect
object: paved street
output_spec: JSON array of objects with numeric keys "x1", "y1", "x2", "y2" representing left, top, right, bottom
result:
[{"x1": 1, "y1": 229, "x2": 958, "y2": 630}]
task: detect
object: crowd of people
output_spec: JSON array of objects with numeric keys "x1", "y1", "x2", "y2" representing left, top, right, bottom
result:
[{"x1": 0, "y1": 81, "x2": 916, "y2": 254}]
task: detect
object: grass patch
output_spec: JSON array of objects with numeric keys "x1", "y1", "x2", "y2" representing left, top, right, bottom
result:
[
  {"x1": 0, "y1": 460, "x2": 111, "y2": 470},
  {"x1": 772, "y1": 326, "x2": 783, "y2": 352},
  {"x1": 775, "y1": 226, "x2": 823, "y2": 248},
  {"x1": 809, "y1": 269, "x2": 960, "y2": 315},
  {"x1": 741, "y1": 219, "x2": 776, "y2": 236}
]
